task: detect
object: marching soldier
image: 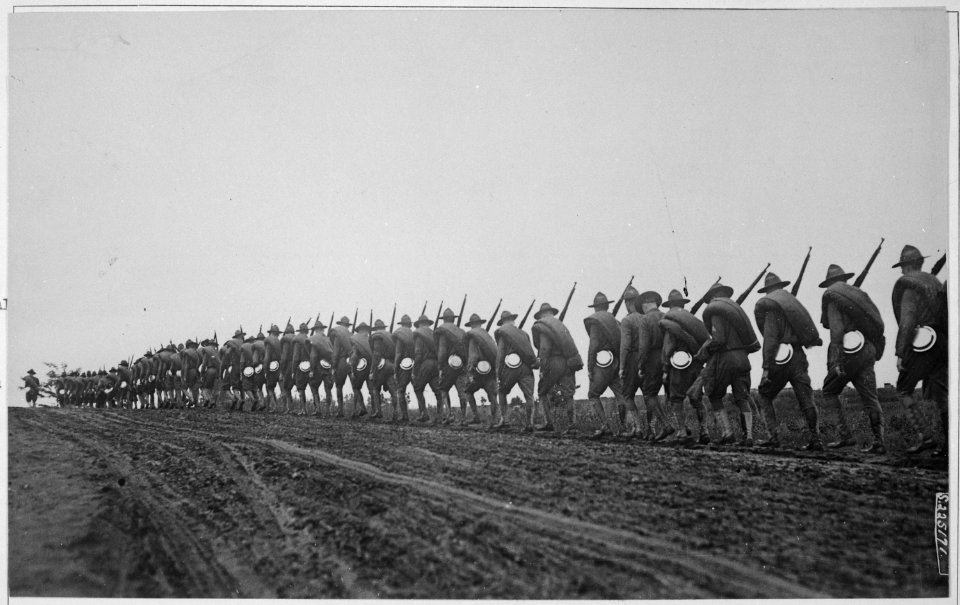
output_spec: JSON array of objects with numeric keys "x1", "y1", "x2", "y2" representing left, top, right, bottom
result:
[
  {"x1": 618, "y1": 287, "x2": 647, "y2": 435},
  {"x1": 330, "y1": 316, "x2": 355, "y2": 417},
  {"x1": 891, "y1": 245, "x2": 948, "y2": 454},
  {"x1": 370, "y1": 319, "x2": 400, "y2": 421},
  {"x1": 633, "y1": 290, "x2": 675, "y2": 441},
  {"x1": 102, "y1": 368, "x2": 121, "y2": 408},
  {"x1": 494, "y1": 310, "x2": 539, "y2": 431},
  {"x1": 221, "y1": 329, "x2": 245, "y2": 411},
  {"x1": 349, "y1": 323, "x2": 374, "y2": 418},
  {"x1": 198, "y1": 338, "x2": 221, "y2": 408},
  {"x1": 699, "y1": 282, "x2": 761, "y2": 445},
  {"x1": 117, "y1": 360, "x2": 133, "y2": 409},
  {"x1": 263, "y1": 325, "x2": 283, "y2": 412},
  {"x1": 818, "y1": 264, "x2": 886, "y2": 452},
  {"x1": 141, "y1": 351, "x2": 160, "y2": 409},
  {"x1": 308, "y1": 318, "x2": 335, "y2": 417},
  {"x1": 54, "y1": 371, "x2": 67, "y2": 407},
  {"x1": 291, "y1": 322, "x2": 313, "y2": 415},
  {"x1": 393, "y1": 314, "x2": 417, "y2": 421},
  {"x1": 531, "y1": 302, "x2": 583, "y2": 433},
  {"x1": 659, "y1": 289, "x2": 712, "y2": 444},
  {"x1": 181, "y1": 339, "x2": 202, "y2": 408},
  {"x1": 583, "y1": 293, "x2": 626, "y2": 438},
  {"x1": 463, "y1": 313, "x2": 501, "y2": 428},
  {"x1": 436, "y1": 308, "x2": 476, "y2": 424},
  {"x1": 239, "y1": 335, "x2": 261, "y2": 411},
  {"x1": 279, "y1": 322, "x2": 297, "y2": 413},
  {"x1": 753, "y1": 273, "x2": 824, "y2": 450},
  {"x1": 22, "y1": 369, "x2": 40, "y2": 407},
  {"x1": 413, "y1": 314, "x2": 445, "y2": 423}
]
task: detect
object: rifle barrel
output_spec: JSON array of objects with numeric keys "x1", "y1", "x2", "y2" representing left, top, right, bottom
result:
[
  {"x1": 558, "y1": 281, "x2": 578, "y2": 323},
  {"x1": 736, "y1": 264, "x2": 770, "y2": 306},
  {"x1": 518, "y1": 298, "x2": 536, "y2": 329},
  {"x1": 853, "y1": 237, "x2": 884, "y2": 288},
  {"x1": 791, "y1": 247, "x2": 813, "y2": 297},
  {"x1": 456, "y1": 294, "x2": 467, "y2": 328},
  {"x1": 485, "y1": 298, "x2": 503, "y2": 332},
  {"x1": 389, "y1": 303, "x2": 397, "y2": 332},
  {"x1": 611, "y1": 275, "x2": 634, "y2": 317},
  {"x1": 932, "y1": 252, "x2": 947, "y2": 276}
]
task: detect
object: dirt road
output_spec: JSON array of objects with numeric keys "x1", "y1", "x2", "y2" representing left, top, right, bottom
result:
[{"x1": 8, "y1": 407, "x2": 949, "y2": 598}]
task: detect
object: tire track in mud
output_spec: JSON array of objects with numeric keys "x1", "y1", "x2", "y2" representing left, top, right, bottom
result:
[
  {"x1": 261, "y1": 438, "x2": 826, "y2": 598},
  {"x1": 16, "y1": 416, "x2": 255, "y2": 598}
]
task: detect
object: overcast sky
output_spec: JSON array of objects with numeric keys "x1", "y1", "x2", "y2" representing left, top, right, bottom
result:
[{"x1": 7, "y1": 7, "x2": 951, "y2": 405}]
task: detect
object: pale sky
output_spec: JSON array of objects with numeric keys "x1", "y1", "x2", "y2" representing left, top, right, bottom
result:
[{"x1": 7, "y1": 7, "x2": 951, "y2": 404}]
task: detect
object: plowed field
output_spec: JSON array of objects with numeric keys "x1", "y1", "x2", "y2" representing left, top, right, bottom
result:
[{"x1": 8, "y1": 406, "x2": 949, "y2": 598}]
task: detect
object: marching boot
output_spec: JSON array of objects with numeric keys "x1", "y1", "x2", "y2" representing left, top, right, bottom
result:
[
  {"x1": 798, "y1": 406, "x2": 823, "y2": 450},
  {"x1": 824, "y1": 396, "x2": 856, "y2": 448},
  {"x1": 903, "y1": 402, "x2": 937, "y2": 453},
  {"x1": 589, "y1": 399, "x2": 611, "y2": 439},
  {"x1": 693, "y1": 399, "x2": 710, "y2": 444},
  {"x1": 862, "y1": 421, "x2": 887, "y2": 454},
  {"x1": 618, "y1": 401, "x2": 627, "y2": 427},
  {"x1": 715, "y1": 409, "x2": 736, "y2": 445},
  {"x1": 467, "y1": 395, "x2": 480, "y2": 424},
  {"x1": 535, "y1": 398, "x2": 556, "y2": 432},
  {"x1": 739, "y1": 411, "x2": 754, "y2": 447},
  {"x1": 648, "y1": 396, "x2": 675, "y2": 442},
  {"x1": 756, "y1": 396, "x2": 780, "y2": 448}
]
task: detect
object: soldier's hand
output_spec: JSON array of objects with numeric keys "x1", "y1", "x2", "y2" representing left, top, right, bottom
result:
[
  {"x1": 532, "y1": 359, "x2": 540, "y2": 370},
  {"x1": 896, "y1": 357, "x2": 905, "y2": 373},
  {"x1": 661, "y1": 372, "x2": 668, "y2": 385},
  {"x1": 759, "y1": 369, "x2": 770, "y2": 389}
]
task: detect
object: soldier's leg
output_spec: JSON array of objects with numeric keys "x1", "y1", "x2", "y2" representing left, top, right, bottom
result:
[
  {"x1": 845, "y1": 363, "x2": 884, "y2": 453},
  {"x1": 535, "y1": 359, "x2": 562, "y2": 431},
  {"x1": 821, "y1": 366, "x2": 855, "y2": 448},
  {"x1": 897, "y1": 352, "x2": 940, "y2": 453},
  {"x1": 732, "y1": 371, "x2": 754, "y2": 445},
  {"x1": 789, "y1": 360, "x2": 824, "y2": 450},
  {"x1": 458, "y1": 376, "x2": 477, "y2": 423},
  {"x1": 756, "y1": 367, "x2": 786, "y2": 447}
]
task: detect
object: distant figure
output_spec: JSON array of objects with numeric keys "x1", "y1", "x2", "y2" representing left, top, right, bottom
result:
[
  {"x1": 291, "y1": 323, "x2": 312, "y2": 415},
  {"x1": 330, "y1": 317, "x2": 356, "y2": 417},
  {"x1": 392, "y1": 314, "x2": 417, "y2": 421},
  {"x1": 583, "y1": 292, "x2": 626, "y2": 439},
  {"x1": 630, "y1": 290, "x2": 675, "y2": 441},
  {"x1": 307, "y1": 318, "x2": 335, "y2": 417},
  {"x1": 348, "y1": 323, "x2": 373, "y2": 418},
  {"x1": 436, "y1": 308, "x2": 474, "y2": 424},
  {"x1": 22, "y1": 369, "x2": 39, "y2": 407},
  {"x1": 531, "y1": 302, "x2": 583, "y2": 434},
  {"x1": 369, "y1": 319, "x2": 399, "y2": 421},
  {"x1": 659, "y1": 289, "x2": 711, "y2": 445},
  {"x1": 412, "y1": 314, "x2": 444, "y2": 423},
  {"x1": 462, "y1": 313, "x2": 499, "y2": 429},
  {"x1": 262, "y1": 325, "x2": 282, "y2": 412},
  {"x1": 494, "y1": 309, "x2": 539, "y2": 431}
]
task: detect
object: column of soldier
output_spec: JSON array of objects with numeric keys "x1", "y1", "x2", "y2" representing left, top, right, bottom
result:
[{"x1": 40, "y1": 243, "x2": 947, "y2": 456}]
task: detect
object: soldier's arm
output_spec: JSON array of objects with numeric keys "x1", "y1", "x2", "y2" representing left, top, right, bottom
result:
[
  {"x1": 587, "y1": 325, "x2": 601, "y2": 373},
  {"x1": 538, "y1": 334, "x2": 554, "y2": 361},
  {"x1": 467, "y1": 339, "x2": 480, "y2": 372},
  {"x1": 637, "y1": 320, "x2": 651, "y2": 368},
  {"x1": 761, "y1": 311, "x2": 782, "y2": 370},
  {"x1": 895, "y1": 289, "x2": 920, "y2": 358},
  {"x1": 619, "y1": 320, "x2": 632, "y2": 370},
  {"x1": 414, "y1": 337, "x2": 425, "y2": 365},
  {"x1": 826, "y1": 302, "x2": 846, "y2": 371}
]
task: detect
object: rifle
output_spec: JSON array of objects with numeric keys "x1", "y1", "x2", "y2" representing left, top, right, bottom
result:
[
  {"x1": 853, "y1": 237, "x2": 884, "y2": 288},
  {"x1": 456, "y1": 294, "x2": 467, "y2": 328},
  {"x1": 315, "y1": 313, "x2": 321, "y2": 331},
  {"x1": 690, "y1": 277, "x2": 721, "y2": 315},
  {"x1": 518, "y1": 298, "x2": 536, "y2": 330},
  {"x1": 328, "y1": 312, "x2": 334, "y2": 336},
  {"x1": 369, "y1": 309, "x2": 373, "y2": 328},
  {"x1": 932, "y1": 252, "x2": 947, "y2": 276},
  {"x1": 421, "y1": 300, "x2": 428, "y2": 317},
  {"x1": 434, "y1": 300, "x2": 444, "y2": 326},
  {"x1": 735, "y1": 263, "x2": 770, "y2": 306},
  {"x1": 485, "y1": 298, "x2": 503, "y2": 332},
  {"x1": 611, "y1": 275, "x2": 635, "y2": 317},
  {"x1": 558, "y1": 281, "x2": 577, "y2": 323},
  {"x1": 790, "y1": 247, "x2": 812, "y2": 297},
  {"x1": 351, "y1": 308, "x2": 358, "y2": 334},
  {"x1": 389, "y1": 303, "x2": 397, "y2": 332},
  {"x1": 258, "y1": 324, "x2": 263, "y2": 336}
]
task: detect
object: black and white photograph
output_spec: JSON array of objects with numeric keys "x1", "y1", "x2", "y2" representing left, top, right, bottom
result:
[{"x1": 5, "y1": 1, "x2": 957, "y2": 599}]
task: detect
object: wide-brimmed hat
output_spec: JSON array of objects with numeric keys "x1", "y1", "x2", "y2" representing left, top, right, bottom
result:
[
  {"x1": 440, "y1": 308, "x2": 458, "y2": 322},
  {"x1": 355, "y1": 322, "x2": 371, "y2": 333},
  {"x1": 818, "y1": 264, "x2": 855, "y2": 288},
  {"x1": 336, "y1": 316, "x2": 353, "y2": 327},
  {"x1": 200, "y1": 338, "x2": 212, "y2": 346},
  {"x1": 661, "y1": 289, "x2": 690, "y2": 308},
  {"x1": 534, "y1": 302, "x2": 559, "y2": 320},
  {"x1": 414, "y1": 314, "x2": 434, "y2": 327},
  {"x1": 185, "y1": 339, "x2": 198, "y2": 347},
  {"x1": 266, "y1": 324, "x2": 280, "y2": 335},
  {"x1": 705, "y1": 283, "x2": 734, "y2": 300},
  {"x1": 26, "y1": 369, "x2": 35, "y2": 375},
  {"x1": 496, "y1": 310, "x2": 519, "y2": 326},
  {"x1": 283, "y1": 322, "x2": 295, "y2": 334},
  {"x1": 758, "y1": 272, "x2": 791, "y2": 294},
  {"x1": 312, "y1": 319, "x2": 327, "y2": 332},
  {"x1": 119, "y1": 360, "x2": 129, "y2": 367},
  {"x1": 109, "y1": 367, "x2": 117, "y2": 373},
  {"x1": 587, "y1": 292, "x2": 611, "y2": 308},
  {"x1": 398, "y1": 314, "x2": 413, "y2": 327},
  {"x1": 372, "y1": 319, "x2": 387, "y2": 331},
  {"x1": 892, "y1": 244, "x2": 928, "y2": 268},
  {"x1": 297, "y1": 322, "x2": 309, "y2": 333},
  {"x1": 638, "y1": 290, "x2": 663, "y2": 306},
  {"x1": 622, "y1": 286, "x2": 640, "y2": 301},
  {"x1": 465, "y1": 313, "x2": 485, "y2": 327},
  {"x1": 233, "y1": 329, "x2": 246, "y2": 339}
]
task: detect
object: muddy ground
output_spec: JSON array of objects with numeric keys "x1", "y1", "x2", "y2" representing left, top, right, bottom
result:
[{"x1": 8, "y1": 405, "x2": 949, "y2": 598}]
